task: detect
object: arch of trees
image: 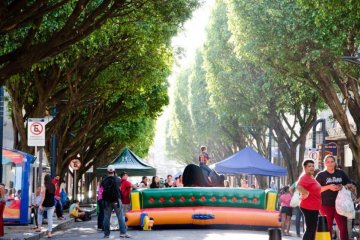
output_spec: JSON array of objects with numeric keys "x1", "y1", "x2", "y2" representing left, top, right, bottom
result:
[
  {"x1": 1, "y1": 0, "x2": 201, "y2": 183},
  {"x1": 166, "y1": 0, "x2": 360, "y2": 184}
]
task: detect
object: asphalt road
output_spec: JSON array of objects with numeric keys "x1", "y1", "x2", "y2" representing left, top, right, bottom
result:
[{"x1": 41, "y1": 218, "x2": 298, "y2": 240}]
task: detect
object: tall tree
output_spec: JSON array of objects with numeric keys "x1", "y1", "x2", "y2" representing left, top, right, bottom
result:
[
  {"x1": 202, "y1": 0, "x2": 323, "y2": 182},
  {"x1": 226, "y1": 0, "x2": 360, "y2": 180},
  {"x1": 6, "y1": 0, "x2": 200, "y2": 177}
]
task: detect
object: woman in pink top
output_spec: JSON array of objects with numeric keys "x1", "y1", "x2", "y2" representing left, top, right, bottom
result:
[
  {"x1": 97, "y1": 178, "x2": 104, "y2": 230},
  {"x1": 279, "y1": 186, "x2": 293, "y2": 236},
  {"x1": 297, "y1": 159, "x2": 322, "y2": 240}
]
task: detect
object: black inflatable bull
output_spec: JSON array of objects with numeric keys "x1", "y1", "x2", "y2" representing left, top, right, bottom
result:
[{"x1": 182, "y1": 164, "x2": 225, "y2": 187}]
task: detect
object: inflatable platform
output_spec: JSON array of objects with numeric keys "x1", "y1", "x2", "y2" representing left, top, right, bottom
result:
[{"x1": 125, "y1": 187, "x2": 280, "y2": 228}]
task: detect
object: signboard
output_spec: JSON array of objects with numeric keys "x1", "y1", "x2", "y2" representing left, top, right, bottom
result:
[
  {"x1": 308, "y1": 148, "x2": 319, "y2": 169},
  {"x1": 69, "y1": 159, "x2": 81, "y2": 170},
  {"x1": 344, "y1": 145, "x2": 353, "y2": 167},
  {"x1": 27, "y1": 118, "x2": 46, "y2": 146},
  {"x1": 325, "y1": 140, "x2": 337, "y2": 156}
]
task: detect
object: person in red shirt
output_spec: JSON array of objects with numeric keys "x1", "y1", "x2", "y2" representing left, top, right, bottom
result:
[
  {"x1": 120, "y1": 172, "x2": 136, "y2": 214},
  {"x1": 297, "y1": 159, "x2": 322, "y2": 240},
  {"x1": 52, "y1": 175, "x2": 65, "y2": 220}
]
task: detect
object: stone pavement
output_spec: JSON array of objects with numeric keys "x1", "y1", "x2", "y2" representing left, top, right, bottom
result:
[
  {"x1": 0, "y1": 206, "x2": 96, "y2": 240},
  {"x1": 0, "y1": 216, "x2": 74, "y2": 240}
]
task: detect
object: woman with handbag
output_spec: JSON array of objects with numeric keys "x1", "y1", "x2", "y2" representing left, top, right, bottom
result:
[
  {"x1": 315, "y1": 155, "x2": 354, "y2": 240},
  {"x1": 69, "y1": 200, "x2": 86, "y2": 220},
  {"x1": 297, "y1": 159, "x2": 322, "y2": 240},
  {"x1": 290, "y1": 183, "x2": 304, "y2": 238}
]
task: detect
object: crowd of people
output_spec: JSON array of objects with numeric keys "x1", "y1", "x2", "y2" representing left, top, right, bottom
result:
[
  {"x1": 3, "y1": 146, "x2": 355, "y2": 240},
  {"x1": 277, "y1": 155, "x2": 359, "y2": 240}
]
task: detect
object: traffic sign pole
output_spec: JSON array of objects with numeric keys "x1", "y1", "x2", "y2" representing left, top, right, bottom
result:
[
  {"x1": 38, "y1": 147, "x2": 43, "y2": 187},
  {"x1": 74, "y1": 170, "x2": 77, "y2": 201},
  {"x1": 69, "y1": 159, "x2": 81, "y2": 201}
]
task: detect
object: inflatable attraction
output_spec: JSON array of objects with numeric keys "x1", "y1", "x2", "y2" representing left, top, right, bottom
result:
[{"x1": 125, "y1": 187, "x2": 280, "y2": 228}]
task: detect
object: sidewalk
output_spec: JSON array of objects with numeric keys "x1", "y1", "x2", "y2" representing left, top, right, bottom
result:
[
  {"x1": 0, "y1": 206, "x2": 96, "y2": 240},
  {"x1": 1, "y1": 216, "x2": 74, "y2": 240}
]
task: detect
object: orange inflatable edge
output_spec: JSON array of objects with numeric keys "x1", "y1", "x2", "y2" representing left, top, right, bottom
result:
[{"x1": 125, "y1": 206, "x2": 280, "y2": 227}]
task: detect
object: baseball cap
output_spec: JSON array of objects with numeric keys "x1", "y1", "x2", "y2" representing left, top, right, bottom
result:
[{"x1": 107, "y1": 165, "x2": 115, "y2": 173}]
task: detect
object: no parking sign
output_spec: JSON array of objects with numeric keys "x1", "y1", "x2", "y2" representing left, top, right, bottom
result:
[{"x1": 27, "y1": 118, "x2": 46, "y2": 146}]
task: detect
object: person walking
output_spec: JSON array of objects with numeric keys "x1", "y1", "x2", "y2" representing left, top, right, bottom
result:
[
  {"x1": 52, "y1": 175, "x2": 65, "y2": 220},
  {"x1": 296, "y1": 159, "x2": 322, "y2": 240},
  {"x1": 101, "y1": 165, "x2": 130, "y2": 238},
  {"x1": 315, "y1": 155, "x2": 354, "y2": 240},
  {"x1": 36, "y1": 174, "x2": 56, "y2": 238}
]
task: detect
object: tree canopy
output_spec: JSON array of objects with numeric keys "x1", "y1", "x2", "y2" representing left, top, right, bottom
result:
[{"x1": 4, "y1": 0, "x2": 201, "y2": 177}]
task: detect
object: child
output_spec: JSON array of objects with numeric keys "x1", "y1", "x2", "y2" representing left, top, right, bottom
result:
[{"x1": 279, "y1": 186, "x2": 293, "y2": 236}]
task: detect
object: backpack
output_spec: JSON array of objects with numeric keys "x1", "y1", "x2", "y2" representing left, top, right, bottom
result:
[{"x1": 101, "y1": 176, "x2": 120, "y2": 202}]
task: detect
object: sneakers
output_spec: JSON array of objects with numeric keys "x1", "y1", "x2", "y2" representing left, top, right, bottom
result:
[
  {"x1": 120, "y1": 233, "x2": 131, "y2": 238},
  {"x1": 103, "y1": 235, "x2": 109, "y2": 238}
]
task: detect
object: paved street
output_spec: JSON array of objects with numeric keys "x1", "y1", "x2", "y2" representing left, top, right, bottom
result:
[{"x1": 40, "y1": 218, "x2": 297, "y2": 240}]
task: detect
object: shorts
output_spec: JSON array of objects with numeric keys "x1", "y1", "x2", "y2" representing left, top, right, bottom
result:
[{"x1": 280, "y1": 206, "x2": 293, "y2": 216}]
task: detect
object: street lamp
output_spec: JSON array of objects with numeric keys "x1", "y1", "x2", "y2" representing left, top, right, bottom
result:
[{"x1": 312, "y1": 119, "x2": 326, "y2": 169}]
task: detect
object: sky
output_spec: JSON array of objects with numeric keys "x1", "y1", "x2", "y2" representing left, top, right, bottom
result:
[
  {"x1": 145, "y1": 0, "x2": 215, "y2": 178},
  {"x1": 171, "y1": 0, "x2": 215, "y2": 69}
]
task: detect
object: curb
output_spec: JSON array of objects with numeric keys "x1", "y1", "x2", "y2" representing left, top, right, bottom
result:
[{"x1": 0, "y1": 218, "x2": 74, "y2": 240}]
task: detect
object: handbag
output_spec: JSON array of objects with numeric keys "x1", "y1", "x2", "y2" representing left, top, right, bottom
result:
[
  {"x1": 290, "y1": 190, "x2": 300, "y2": 207},
  {"x1": 335, "y1": 187, "x2": 355, "y2": 219},
  {"x1": 70, "y1": 208, "x2": 79, "y2": 218}
]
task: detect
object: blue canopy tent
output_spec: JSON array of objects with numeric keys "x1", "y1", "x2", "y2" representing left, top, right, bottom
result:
[{"x1": 214, "y1": 147, "x2": 287, "y2": 176}]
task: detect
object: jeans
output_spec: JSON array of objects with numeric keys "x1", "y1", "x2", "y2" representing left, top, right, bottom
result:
[
  {"x1": 300, "y1": 207, "x2": 319, "y2": 240},
  {"x1": 31, "y1": 207, "x2": 39, "y2": 227},
  {"x1": 320, "y1": 205, "x2": 348, "y2": 240},
  {"x1": 54, "y1": 198, "x2": 63, "y2": 218},
  {"x1": 199, "y1": 163, "x2": 212, "y2": 176},
  {"x1": 294, "y1": 206, "x2": 304, "y2": 235},
  {"x1": 38, "y1": 206, "x2": 55, "y2": 232},
  {"x1": 103, "y1": 200, "x2": 127, "y2": 236},
  {"x1": 97, "y1": 199, "x2": 104, "y2": 229}
]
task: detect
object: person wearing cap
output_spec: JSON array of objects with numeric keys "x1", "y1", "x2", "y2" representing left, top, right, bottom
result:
[{"x1": 102, "y1": 165, "x2": 131, "y2": 238}]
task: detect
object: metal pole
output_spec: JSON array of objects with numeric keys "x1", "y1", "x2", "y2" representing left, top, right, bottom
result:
[
  {"x1": 312, "y1": 119, "x2": 326, "y2": 169},
  {"x1": 38, "y1": 147, "x2": 43, "y2": 186},
  {"x1": 74, "y1": 170, "x2": 77, "y2": 201},
  {"x1": 51, "y1": 105, "x2": 57, "y2": 178},
  {"x1": 0, "y1": 86, "x2": 4, "y2": 183}
]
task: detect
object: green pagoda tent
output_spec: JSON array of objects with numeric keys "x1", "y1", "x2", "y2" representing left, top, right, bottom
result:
[{"x1": 96, "y1": 148, "x2": 156, "y2": 176}]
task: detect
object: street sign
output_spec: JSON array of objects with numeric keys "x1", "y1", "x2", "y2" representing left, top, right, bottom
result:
[
  {"x1": 69, "y1": 159, "x2": 81, "y2": 170},
  {"x1": 27, "y1": 118, "x2": 46, "y2": 146},
  {"x1": 308, "y1": 148, "x2": 319, "y2": 169}
]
